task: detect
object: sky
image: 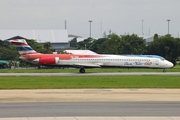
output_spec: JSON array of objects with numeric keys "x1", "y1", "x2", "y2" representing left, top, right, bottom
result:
[{"x1": 0, "y1": 0, "x2": 180, "y2": 38}]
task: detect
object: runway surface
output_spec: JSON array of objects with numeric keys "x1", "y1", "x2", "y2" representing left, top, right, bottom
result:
[
  {"x1": 0, "y1": 89, "x2": 180, "y2": 119},
  {"x1": 0, "y1": 102, "x2": 180, "y2": 117},
  {"x1": 0, "y1": 72, "x2": 180, "y2": 76}
]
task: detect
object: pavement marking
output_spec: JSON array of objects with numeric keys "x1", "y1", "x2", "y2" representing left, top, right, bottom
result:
[{"x1": 0, "y1": 117, "x2": 180, "y2": 120}]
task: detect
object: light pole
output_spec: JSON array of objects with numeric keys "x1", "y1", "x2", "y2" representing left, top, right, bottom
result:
[
  {"x1": 167, "y1": 19, "x2": 170, "y2": 34},
  {"x1": 89, "y1": 20, "x2": 93, "y2": 38}
]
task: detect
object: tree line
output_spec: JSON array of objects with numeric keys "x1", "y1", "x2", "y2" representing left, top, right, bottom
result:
[{"x1": 0, "y1": 33, "x2": 180, "y2": 66}]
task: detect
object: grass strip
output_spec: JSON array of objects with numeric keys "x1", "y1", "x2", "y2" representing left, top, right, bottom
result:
[{"x1": 0, "y1": 76, "x2": 180, "y2": 89}]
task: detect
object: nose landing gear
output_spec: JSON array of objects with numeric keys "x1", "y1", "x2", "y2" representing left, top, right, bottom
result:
[{"x1": 163, "y1": 68, "x2": 166, "y2": 72}]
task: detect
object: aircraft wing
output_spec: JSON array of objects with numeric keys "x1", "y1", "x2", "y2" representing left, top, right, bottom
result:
[
  {"x1": 73, "y1": 63, "x2": 102, "y2": 68},
  {"x1": 64, "y1": 50, "x2": 98, "y2": 55}
]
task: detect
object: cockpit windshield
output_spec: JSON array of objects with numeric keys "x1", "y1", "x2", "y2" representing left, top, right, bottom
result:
[{"x1": 161, "y1": 57, "x2": 165, "y2": 61}]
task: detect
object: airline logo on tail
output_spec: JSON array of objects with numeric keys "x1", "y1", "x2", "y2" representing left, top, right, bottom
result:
[{"x1": 8, "y1": 38, "x2": 38, "y2": 55}]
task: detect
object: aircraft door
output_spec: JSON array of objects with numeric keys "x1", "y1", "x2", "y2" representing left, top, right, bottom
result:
[{"x1": 155, "y1": 59, "x2": 159, "y2": 65}]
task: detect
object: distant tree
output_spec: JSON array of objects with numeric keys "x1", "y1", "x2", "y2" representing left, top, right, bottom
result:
[
  {"x1": 69, "y1": 37, "x2": 77, "y2": 48},
  {"x1": 147, "y1": 34, "x2": 180, "y2": 65},
  {"x1": 120, "y1": 34, "x2": 147, "y2": 54},
  {"x1": 43, "y1": 42, "x2": 52, "y2": 53},
  {"x1": 0, "y1": 40, "x2": 3, "y2": 46},
  {"x1": 43, "y1": 42, "x2": 51, "y2": 49},
  {"x1": 0, "y1": 46, "x2": 18, "y2": 60},
  {"x1": 88, "y1": 34, "x2": 146, "y2": 54},
  {"x1": 153, "y1": 33, "x2": 159, "y2": 40},
  {"x1": 77, "y1": 38, "x2": 94, "y2": 50},
  {"x1": 102, "y1": 33, "x2": 121, "y2": 54},
  {"x1": 0, "y1": 40, "x2": 19, "y2": 60},
  {"x1": 89, "y1": 38, "x2": 106, "y2": 53}
]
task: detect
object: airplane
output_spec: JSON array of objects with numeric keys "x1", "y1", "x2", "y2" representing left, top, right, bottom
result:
[{"x1": 6, "y1": 36, "x2": 174, "y2": 73}]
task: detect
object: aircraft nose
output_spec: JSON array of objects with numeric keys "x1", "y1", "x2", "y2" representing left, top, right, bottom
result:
[
  {"x1": 170, "y1": 62, "x2": 174, "y2": 68},
  {"x1": 168, "y1": 61, "x2": 174, "y2": 68}
]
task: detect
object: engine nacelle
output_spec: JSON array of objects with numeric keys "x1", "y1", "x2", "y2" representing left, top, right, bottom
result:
[{"x1": 33, "y1": 57, "x2": 59, "y2": 65}]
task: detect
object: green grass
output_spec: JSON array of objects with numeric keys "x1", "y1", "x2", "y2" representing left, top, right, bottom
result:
[
  {"x1": 0, "y1": 76, "x2": 180, "y2": 89},
  {"x1": 0, "y1": 65, "x2": 179, "y2": 89}
]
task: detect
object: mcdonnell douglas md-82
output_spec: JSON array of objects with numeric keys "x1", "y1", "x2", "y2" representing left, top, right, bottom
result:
[{"x1": 6, "y1": 36, "x2": 173, "y2": 73}]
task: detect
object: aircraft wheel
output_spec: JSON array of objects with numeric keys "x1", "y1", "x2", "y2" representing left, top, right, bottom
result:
[
  {"x1": 163, "y1": 68, "x2": 166, "y2": 72},
  {"x1": 79, "y1": 68, "x2": 85, "y2": 73},
  {"x1": 38, "y1": 65, "x2": 41, "y2": 69}
]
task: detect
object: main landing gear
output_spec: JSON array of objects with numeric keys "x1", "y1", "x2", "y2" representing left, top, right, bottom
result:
[
  {"x1": 79, "y1": 67, "x2": 85, "y2": 73},
  {"x1": 38, "y1": 65, "x2": 41, "y2": 69}
]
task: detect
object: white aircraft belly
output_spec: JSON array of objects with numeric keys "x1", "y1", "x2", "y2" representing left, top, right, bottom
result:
[{"x1": 73, "y1": 63, "x2": 101, "y2": 67}]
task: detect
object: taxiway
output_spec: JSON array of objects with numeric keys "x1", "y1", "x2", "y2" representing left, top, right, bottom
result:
[{"x1": 0, "y1": 72, "x2": 180, "y2": 76}]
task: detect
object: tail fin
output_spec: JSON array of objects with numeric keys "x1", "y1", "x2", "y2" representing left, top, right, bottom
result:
[{"x1": 8, "y1": 37, "x2": 38, "y2": 55}]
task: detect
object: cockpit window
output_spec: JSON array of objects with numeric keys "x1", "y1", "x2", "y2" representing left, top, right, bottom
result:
[{"x1": 161, "y1": 57, "x2": 165, "y2": 61}]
